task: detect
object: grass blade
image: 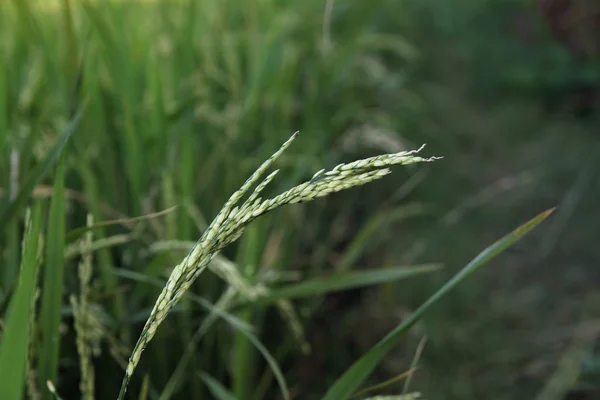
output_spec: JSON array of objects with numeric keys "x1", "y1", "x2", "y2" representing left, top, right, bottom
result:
[
  {"x1": 321, "y1": 207, "x2": 556, "y2": 400},
  {"x1": 38, "y1": 155, "x2": 67, "y2": 400},
  {"x1": 241, "y1": 264, "x2": 442, "y2": 308},
  {"x1": 0, "y1": 204, "x2": 43, "y2": 400},
  {"x1": 137, "y1": 374, "x2": 150, "y2": 400},
  {"x1": 237, "y1": 325, "x2": 290, "y2": 400},
  {"x1": 198, "y1": 372, "x2": 237, "y2": 400},
  {"x1": 351, "y1": 368, "x2": 417, "y2": 399},
  {"x1": 232, "y1": 223, "x2": 268, "y2": 400}
]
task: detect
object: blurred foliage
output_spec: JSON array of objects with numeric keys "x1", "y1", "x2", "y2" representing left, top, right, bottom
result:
[{"x1": 0, "y1": 0, "x2": 599, "y2": 399}]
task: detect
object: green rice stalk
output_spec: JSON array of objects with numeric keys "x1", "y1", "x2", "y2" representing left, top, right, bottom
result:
[
  {"x1": 0, "y1": 205, "x2": 42, "y2": 400},
  {"x1": 26, "y1": 289, "x2": 42, "y2": 400},
  {"x1": 118, "y1": 132, "x2": 439, "y2": 399},
  {"x1": 26, "y1": 226, "x2": 45, "y2": 400},
  {"x1": 39, "y1": 154, "x2": 67, "y2": 400},
  {"x1": 70, "y1": 214, "x2": 96, "y2": 400}
]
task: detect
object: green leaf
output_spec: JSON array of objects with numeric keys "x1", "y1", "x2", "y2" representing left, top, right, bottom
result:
[
  {"x1": 240, "y1": 264, "x2": 442, "y2": 308},
  {"x1": 0, "y1": 203, "x2": 43, "y2": 400},
  {"x1": 198, "y1": 372, "x2": 237, "y2": 400},
  {"x1": 39, "y1": 155, "x2": 67, "y2": 400},
  {"x1": 137, "y1": 374, "x2": 150, "y2": 400},
  {"x1": 321, "y1": 208, "x2": 556, "y2": 400}
]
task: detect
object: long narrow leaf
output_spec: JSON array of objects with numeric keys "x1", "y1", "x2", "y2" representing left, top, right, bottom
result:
[
  {"x1": 198, "y1": 372, "x2": 237, "y2": 400},
  {"x1": 0, "y1": 204, "x2": 43, "y2": 400},
  {"x1": 241, "y1": 264, "x2": 442, "y2": 308},
  {"x1": 39, "y1": 155, "x2": 67, "y2": 400},
  {"x1": 321, "y1": 207, "x2": 555, "y2": 400},
  {"x1": 237, "y1": 324, "x2": 290, "y2": 400}
]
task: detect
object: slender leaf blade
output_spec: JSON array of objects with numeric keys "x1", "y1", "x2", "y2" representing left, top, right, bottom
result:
[
  {"x1": 0, "y1": 203, "x2": 43, "y2": 400},
  {"x1": 137, "y1": 374, "x2": 150, "y2": 400},
  {"x1": 39, "y1": 155, "x2": 67, "y2": 400},
  {"x1": 237, "y1": 325, "x2": 290, "y2": 400},
  {"x1": 321, "y1": 208, "x2": 556, "y2": 400},
  {"x1": 198, "y1": 372, "x2": 237, "y2": 400},
  {"x1": 244, "y1": 264, "x2": 442, "y2": 307}
]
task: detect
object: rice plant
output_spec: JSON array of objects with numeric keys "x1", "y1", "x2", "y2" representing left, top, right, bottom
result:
[
  {"x1": 117, "y1": 133, "x2": 441, "y2": 398},
  {"x1": 0, "y1": 0, "x2": 560, "y2": 399}
]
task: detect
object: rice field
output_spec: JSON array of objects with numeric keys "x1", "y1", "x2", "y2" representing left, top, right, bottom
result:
[{"x1": 1, "y1": 0, "x2": 592, "y2": 399}]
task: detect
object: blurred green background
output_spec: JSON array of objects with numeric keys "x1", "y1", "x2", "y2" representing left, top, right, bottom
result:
[{"x1": 1, "y1": 0, "x2": 599, "y2": 399}]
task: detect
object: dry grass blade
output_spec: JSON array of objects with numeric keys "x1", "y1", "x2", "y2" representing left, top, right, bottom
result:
[{"x1": 403, "y1": 336, "x2": 427, "y2": 394}]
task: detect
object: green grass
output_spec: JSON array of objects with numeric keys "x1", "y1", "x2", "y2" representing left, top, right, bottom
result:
[
  {"x1": 0, "y1": 204, "x2": 43, "y2": 400},
  {"x1": 0, "y1": 119, "x2": 553, "y2": 400},
  {"x1": 1, "y1": 0, "x2": 596, "y2": 399}
]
